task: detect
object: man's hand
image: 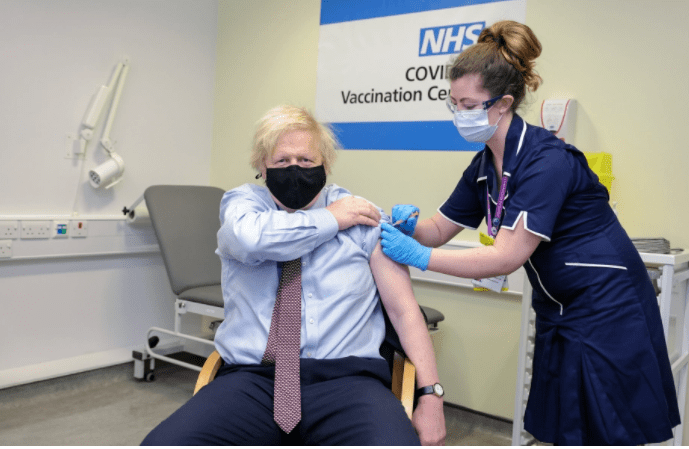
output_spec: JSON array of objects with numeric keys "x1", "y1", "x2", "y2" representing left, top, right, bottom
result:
[
  {"x1": 413, "y1": 395, "x2": 446, "y2": 446},
  {"x1": 326, "y1": 196, "x2": 381, "y2": 230}
]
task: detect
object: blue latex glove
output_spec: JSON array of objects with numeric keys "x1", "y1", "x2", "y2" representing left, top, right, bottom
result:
[
  {"x1": 380, "y1": 223, "x2": 432, "y2": 271},
  {"x1": 391, "y1": 204, "x2": 419, "y2": 236}
]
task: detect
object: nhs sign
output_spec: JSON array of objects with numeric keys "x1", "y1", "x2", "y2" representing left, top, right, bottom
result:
[{"x1": 419, "y1": 22, "x2": 485, "y2": 57}]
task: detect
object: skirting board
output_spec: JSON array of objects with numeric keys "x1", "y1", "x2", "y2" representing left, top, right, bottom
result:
[{"x1": 0, "y1": 347, "x2": 137, "y2": 390}]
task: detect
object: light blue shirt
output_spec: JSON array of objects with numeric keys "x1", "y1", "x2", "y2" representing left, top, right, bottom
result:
[{"x1": 214, "y1": 183, "x2": 389, "y2": 365}]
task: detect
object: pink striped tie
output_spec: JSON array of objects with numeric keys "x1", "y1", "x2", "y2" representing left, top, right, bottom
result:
[{"x1": 262, "y1": 258, "x2": 302, "y2": 434}]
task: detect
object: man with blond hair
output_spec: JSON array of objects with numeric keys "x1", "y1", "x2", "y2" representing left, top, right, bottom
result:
[{"x1": 142, "y1": 105, "x2": 445, "y2": 445}]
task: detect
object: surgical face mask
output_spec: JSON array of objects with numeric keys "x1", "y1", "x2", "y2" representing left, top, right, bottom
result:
[
  {"x1": 453, "y1": 108, "x2": 505, "y2": 143},
  {"x1": 265, "y1": 164, "x2": 326, "y2": 210},
  {"x1": 451, "y1": 96, "x2": 504, "y2": 143}
]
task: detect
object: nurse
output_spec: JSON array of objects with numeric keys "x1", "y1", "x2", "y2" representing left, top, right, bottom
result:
[{"x1": 380, "y1": 20, "x2": 681, "y2": 445}]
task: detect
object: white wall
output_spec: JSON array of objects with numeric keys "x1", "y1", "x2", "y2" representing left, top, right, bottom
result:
[
  {"x1": 0, "y1": 0, "x2": 217, "y2": 386},
  {"x1": 0, "y1": 0, "x2": 217, "y2": 215}
]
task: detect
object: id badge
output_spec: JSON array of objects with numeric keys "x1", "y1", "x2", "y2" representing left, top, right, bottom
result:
[
  {"x1": 472, "y1": 275, "x2": 508, "y2": 293},
  {"x1": 473, "y1": 232, "x2": 509, "y2": 293}
]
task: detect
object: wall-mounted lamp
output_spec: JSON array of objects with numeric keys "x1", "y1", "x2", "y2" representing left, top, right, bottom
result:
[
  {"x1": 80, "y1": 58, "x2": 130, "y2": 189},
  {"x1": 89, "y1": 153, "x2": 125, "y2": 189}
]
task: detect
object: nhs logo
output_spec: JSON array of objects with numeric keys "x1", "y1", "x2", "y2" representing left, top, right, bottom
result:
[{"x1": 419, "y1": 22, "x2": 485, "y2": 57}]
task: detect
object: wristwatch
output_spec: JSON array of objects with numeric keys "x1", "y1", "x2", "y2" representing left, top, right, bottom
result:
[{"x1": 415, "y1": 382, "x2": 444, "y2": 399}]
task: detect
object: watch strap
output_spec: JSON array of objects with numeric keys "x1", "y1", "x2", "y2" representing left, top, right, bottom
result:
[
  {"x1": 415, "y1": 382, "x2": 443, "y2": 398},
  {"x1": 415, "y1": 385, "x2": 435, "y2": 397}
]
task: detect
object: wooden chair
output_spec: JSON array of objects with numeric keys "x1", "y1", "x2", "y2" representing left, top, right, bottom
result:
[
  {"x1": 194, "y1": 351, "x2": 416, "y2": 419},
  {"x1": 193, "y1": 306, "x2": 444, "y2": 420},
  {"x1": 194, "y1": 350, "x2": 416, "y2": 419}
]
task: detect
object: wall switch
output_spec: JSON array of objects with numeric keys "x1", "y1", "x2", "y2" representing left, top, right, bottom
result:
[
  {"x1": 0, "y1": 240, "x2": 11, "y2": 258},
  {"x1": 70, "y1": 220, "x2": 88, "y2": 238},
  {"x1": 52, "y1": 220, "x2": 69, "y2": 238},
  {"x1": 21, "y1": 221, "x2": 51, "y2": 239},
  {"x1": 0, "y1": 221, "x2": 19, "y2": 239}
]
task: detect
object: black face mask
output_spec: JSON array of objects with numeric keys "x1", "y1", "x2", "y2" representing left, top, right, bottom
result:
[{"x1": 265, "y1": 165, "x2": 326, "y2": 210}]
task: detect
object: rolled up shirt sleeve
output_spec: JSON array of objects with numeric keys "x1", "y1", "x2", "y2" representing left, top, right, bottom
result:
[
  {"x1": 216, "y1": 185, "x2": 339, "y2": 265},
  {"x1": 321, "y1": 187, "x2": 389, "y2": 260}
]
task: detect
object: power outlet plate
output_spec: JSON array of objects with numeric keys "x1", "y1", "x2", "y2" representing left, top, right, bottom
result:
[
  {"x1": 70, "y1": 220, "x2": 88, "y2": 238},
  {"x1": 0, "y1": 240, "x2": 11, "y2": 258},
  {"x1": 52, "y1": 220, "x2": 69, "y2": 239},
  {"x1": 0, "y1": 221, "x2": 19, "y2": 239},
  {"x1": 21, "y1": 221, "x2": 51, "y2": 239}
]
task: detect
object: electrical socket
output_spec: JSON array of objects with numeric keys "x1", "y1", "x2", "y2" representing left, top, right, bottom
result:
[
  {"x1": 0, "y1": 221, "x2": 19, "y2": 239},
  {"x1": 52, "y1": 220, "x2": 69, "y2": 239},
  {"x1": 70, "y1": 220, "x2": 88, "y2": 238},
  {"x1": 0, "y1": 240, "x2": 11, "y2": 258},
  {"x1": 21, "y1": 221, "x2": 51, "y2": 239}
]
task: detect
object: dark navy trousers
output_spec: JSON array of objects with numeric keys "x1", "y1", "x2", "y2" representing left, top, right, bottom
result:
[{"x1": 141, "y1": 356, "x2": 420, "y2": 445}]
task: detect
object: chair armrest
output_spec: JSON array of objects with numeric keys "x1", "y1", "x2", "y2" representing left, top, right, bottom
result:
[
  {"x1": 194, "y1": 350, "x2": 223, "y2": 395},
  {"x1": 391, "y1": 352, "x2": 416, "y2": 420},
  {"x1": 420, "y1": 305, "x2": 444, "y2": 329}
]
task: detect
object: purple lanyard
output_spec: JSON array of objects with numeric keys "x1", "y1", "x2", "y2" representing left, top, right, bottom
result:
[{"x1": 486, "y1": 175, "x2": 508, "y2": 238}]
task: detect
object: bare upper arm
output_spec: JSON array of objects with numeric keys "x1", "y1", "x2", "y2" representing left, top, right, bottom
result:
[
  {"x1": 370, "y1": 242, "x2": 417, "y2": 319},
  {"x1": 420, "y1": 212, "x2": 463, "y2": 247},
  {"x1": 493, "y1": 214, "x2": 542, "y2": 272}
]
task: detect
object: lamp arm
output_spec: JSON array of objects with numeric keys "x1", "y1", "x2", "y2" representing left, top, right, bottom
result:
[
  {"x1": 100, "y1": 61, "x2": 129, "y2": 155},
  {"x1": 80, "y1": 61, "x2": 125, "y2": 142}
]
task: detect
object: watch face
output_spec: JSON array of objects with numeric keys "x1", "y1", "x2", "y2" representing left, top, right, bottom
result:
[{"x1": 433, "y1": 383, "x2": 444, "y2": 397}]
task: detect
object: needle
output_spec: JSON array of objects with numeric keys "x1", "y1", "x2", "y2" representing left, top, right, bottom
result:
[{"x1": 392, "y1": 211, "x2": 419, "y2": 227}]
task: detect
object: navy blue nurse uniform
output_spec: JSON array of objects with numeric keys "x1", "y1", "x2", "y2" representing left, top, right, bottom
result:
[{"x1": 439, "y1": 114, "x2": 680, "y2": 445}]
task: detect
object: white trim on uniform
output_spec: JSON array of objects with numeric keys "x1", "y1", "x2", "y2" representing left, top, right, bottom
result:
[
  {"x1": 500, "y1": 211, "x2": 552, "y2": 242},
  {"x1": 436, "y1": 208, "x2": 478, "y2": 230},
  {"x1": 500, "y1": 210, "x2": 522, "y2": 231},
  {"x1": 523, "y1": 213, "x2": 551, "y2": 242},
  {"x1": 516, "y1": 120, "x2": 527, "y2": 155},
  {"x1": 527, "y1": 258, "x2": 564, "y2": 315},
  {"x1": 565, "y1": 262, "x2": 627, "y2": 270}
]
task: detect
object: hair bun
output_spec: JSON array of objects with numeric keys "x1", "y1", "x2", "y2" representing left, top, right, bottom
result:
[
  {"x1": 492, "y1": 34, "x2": 505, "y2": 47},
  {"x1": 449, "y1": 20, "x2": 543, "y2": 111},
  {"x1": 479, "y1": 20, "x2": 542, "y2": 92}
]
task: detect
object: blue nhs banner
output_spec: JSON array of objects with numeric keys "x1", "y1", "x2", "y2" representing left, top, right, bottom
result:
[
  {"x1": 316, "y1": 0, "x2": 526, "y2": 151},
  {"x1": 419, "y1": 22, "x2": 485, "y2": 57}
]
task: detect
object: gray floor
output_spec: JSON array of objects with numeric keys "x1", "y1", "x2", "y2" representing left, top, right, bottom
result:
[{"x1": 0, "y1": 359, "x2": 514, "y2": 446}]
